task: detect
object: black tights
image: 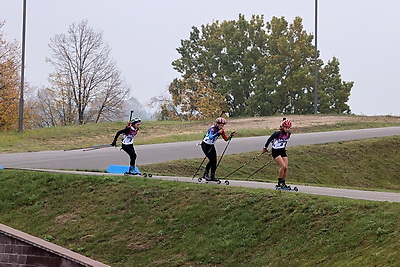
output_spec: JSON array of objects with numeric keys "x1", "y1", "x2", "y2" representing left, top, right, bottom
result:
[
  {"x1": 201, "y1": 142, "x2": 217, "y2": 174},
  {"x1": 121, "y1": 144, "x2": 137, "y2": 166}
]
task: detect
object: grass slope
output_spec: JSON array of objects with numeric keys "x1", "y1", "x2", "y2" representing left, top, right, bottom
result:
[
  {"x1": 141, "y1": 136, "x2": 400, "y2": 191},
  {"x1": 1, "y1": 116, "x2": 399, "y2": 265},
  {"x1": 1, "y1": 170, "x2": 399, "y2": 266}
]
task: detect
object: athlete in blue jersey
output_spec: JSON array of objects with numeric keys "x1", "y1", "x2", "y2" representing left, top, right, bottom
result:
[
  {"x1": 201, "y1": 117, "x2": 235, "y2": 181},
  {"x1": 111, "y1": 117, "x2": 141, "y2": 174},
  {"x1": 262, "y1": 119, "x2": 292, "y2": 188}
]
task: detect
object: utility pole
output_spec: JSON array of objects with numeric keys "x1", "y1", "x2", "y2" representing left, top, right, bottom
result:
[
  {"x1": 313, "y1": 0, "x2": 318, "y2": 114},
  {"x1": 18, "y1": 0, "x2": 27, "y2": 132}
]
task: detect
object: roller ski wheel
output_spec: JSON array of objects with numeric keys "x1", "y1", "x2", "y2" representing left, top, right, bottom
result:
[
  {"x1": 198, "y1": 177, "x2": 229, "y2": 185},
  {"x1": 124, "y1": 172, "x2": 152, "y2": 178},
  {"x1": 275, "y1": 185, "x2": 298, "y2": 191}
]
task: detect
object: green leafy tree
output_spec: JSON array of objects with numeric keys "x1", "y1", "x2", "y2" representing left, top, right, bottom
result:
[
  {"x1": 318, "y1": 57, "x2": 352, "y2": 113},
  {"x1": 173, "y1": 15, "x2": 267, "y2": 116},
  {"x1": 172, "y1": 15, "x2": 352, "y2": 117}
]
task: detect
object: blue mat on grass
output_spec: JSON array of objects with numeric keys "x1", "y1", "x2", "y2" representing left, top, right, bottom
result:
[{"x1": 106, "y1": 165, "x2": 141, "y2": 174}]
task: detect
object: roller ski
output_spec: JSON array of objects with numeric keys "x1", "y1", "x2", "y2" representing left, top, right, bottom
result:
[
  {"x1": 198, "y1": 172, "x2": 229, "y2": 185},
  {"x1": 124, "y1": 171, "x2": 152, "y2": 178},
  {"x1": 123, "y1": 166, "x2": 152, "y2": 178},
  {"x1": 275, "y1": 178, "x2": 298, "y2": 191}
]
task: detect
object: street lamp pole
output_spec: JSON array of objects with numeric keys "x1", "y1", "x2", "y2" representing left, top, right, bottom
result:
[
  {"x1": 18, "y1": 0, "x2": 27, "y2": 132},
  {"x1": 313, "y1": 0, "x2": 318, "y2": 114}
]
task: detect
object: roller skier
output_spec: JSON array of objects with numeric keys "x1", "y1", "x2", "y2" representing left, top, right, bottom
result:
[
  {"x1": 111, "y1": 117, "x2": 142, "y2": 175},
  {"x1": 262, "y1": 118, "x2": 294, "y2": 189},
  {"x1": 200, "y1": 117, "x2": 235, "y2": 182}
]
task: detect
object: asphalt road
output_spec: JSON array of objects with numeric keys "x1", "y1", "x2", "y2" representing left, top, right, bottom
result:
[{"x1": 0, "y1": 127, "x2": 399, "y2": 170}]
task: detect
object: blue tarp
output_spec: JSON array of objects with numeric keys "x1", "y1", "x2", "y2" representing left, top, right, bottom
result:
[{"x1": 106, "y1": 165, "x2": 141, "y2": 174}]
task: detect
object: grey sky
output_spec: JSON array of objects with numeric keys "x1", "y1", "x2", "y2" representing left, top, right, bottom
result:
[{"x1": 1, "y1": 0, "x2": 399, "y2": 116}]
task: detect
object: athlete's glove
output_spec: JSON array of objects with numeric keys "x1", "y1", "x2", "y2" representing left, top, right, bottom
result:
[
  {"x1": 111, "y1": 141, "x2": 117, "y2": 147},
  {"x1": 262, "y1": 147, "x2": 268, "y2": 154}
]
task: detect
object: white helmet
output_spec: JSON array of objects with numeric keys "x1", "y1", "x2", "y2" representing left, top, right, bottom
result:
[{"x1": 215, "y1": 117, "x2": 227, "y2": 124}]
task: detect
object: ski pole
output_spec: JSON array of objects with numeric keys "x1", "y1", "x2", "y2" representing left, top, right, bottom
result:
[
  {"x1": 192, "y1": 144, "x2": 214, "y2": 179},
  {"x1": 192, "y1": 156, "x2": 208, "y2": 179},
  {"x1": 223, "y1": 152, "x2": 264, "y2": 179},
  {"x1": 64, "y1": 144, "x2": 112, "y2": 152},
  {"x1": 83, "y1": 144, "x2": 114, "y2": 151},
  {"x1": 216, "y1": 132, "x2": 235, "y2": 169},
  {"x1": 247, "y1": 155, "x2": 273, "y2": 178}
]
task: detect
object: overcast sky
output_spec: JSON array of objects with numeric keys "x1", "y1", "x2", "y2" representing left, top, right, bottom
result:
[{"x1": 1, "y1": 0, "x2": 399, "y2": 116}]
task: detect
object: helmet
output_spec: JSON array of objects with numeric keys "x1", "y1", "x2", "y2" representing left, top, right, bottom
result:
[
  {"x1": 282, "y1": 120, "x2": 292, "y2": 128},
  {"x1": 215, "y1": 117, "x2": 227, "y2": 124},
  {"x1": 130, "y1": 117, "x2": 141, "y2": 125}
]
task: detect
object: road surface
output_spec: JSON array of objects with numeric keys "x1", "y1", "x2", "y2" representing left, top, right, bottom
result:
[{"x1": 0, "y1": 127, "x2": 399, "y2": 170}]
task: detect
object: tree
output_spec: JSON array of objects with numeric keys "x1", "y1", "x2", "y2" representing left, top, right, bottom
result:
[
  {"x1": 0, "y1": 21, "x2": 20, "y2": 131},
  {"x1": 168, "y1": 74, "x2": 228, "y2": 120},
  {"x1": 147, "y1": 92, "x2": 177, "y2": 121},
  {"x1": 46, "y1": 20, "x2": 129, "y2": 125},
  {"x1": 173, "y1": 14, "x2": 266, "y2": 116},
  {"x1": 172, "y1": 15, "x2": 353, "y2": 117},
  {"x1": 318, "y1": 57, "x2": 352, "y2": 114}
]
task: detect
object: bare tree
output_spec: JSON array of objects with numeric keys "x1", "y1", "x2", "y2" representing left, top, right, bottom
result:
[
  {"x1": 34, "y1": 87, "x2": 57, "y2": 127},
  {"x1": 46, "y1": 20, "x2": 129, "y2": 124}
]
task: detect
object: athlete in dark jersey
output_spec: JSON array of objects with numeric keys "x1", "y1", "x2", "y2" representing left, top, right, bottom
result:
[
  {"x1": 262, "y1": 119, "x2": 292, "y2": 188},
  {"x1": 111, "y1": 117, "x2": 141, "y2": 174}
]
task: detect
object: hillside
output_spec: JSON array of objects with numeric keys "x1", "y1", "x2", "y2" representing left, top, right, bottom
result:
[
  {"x1": 1, "y1": 115, "x2": 399, "y2": 266},
  {"x1": 0, "y1": 169, "x2": 399, "y2": 266},
  {"x1": 141, "y1": 136, "x2": 400, "y2": 191},
  {"x1": 1, "y1": 135, "x2": 400, "y2": 266}
]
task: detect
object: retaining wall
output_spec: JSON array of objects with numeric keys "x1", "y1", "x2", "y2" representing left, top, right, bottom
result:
[{"x1": 0, "y1": 223, "x2": 109, "y2": 267}]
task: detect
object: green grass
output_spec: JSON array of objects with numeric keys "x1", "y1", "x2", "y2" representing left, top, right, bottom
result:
[
  {"x1": 0, "y1": 170, "x2": 399, "y2": 266},
  {"x1": 1, "y1": 115, "x2": 400, "y2": 265},
  {"x1": 1, "y1": 114, "x2": 399, "y2": 153},
  {"x1": 141, "y1": 136, "x2": 400, "y2": 191}
]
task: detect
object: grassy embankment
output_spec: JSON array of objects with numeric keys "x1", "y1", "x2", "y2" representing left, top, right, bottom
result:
[
  {"x1": 141, "y1": 136, "x2": 400, "y2": 192},
  {"x1": 0, "y1": 115, "x2": 399, "y2": 266},
  {"x1": 0, "y1": 167, "x2": 399, "y2": 266}
]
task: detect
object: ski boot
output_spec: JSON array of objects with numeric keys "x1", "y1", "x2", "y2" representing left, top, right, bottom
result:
[
  {"x1": 202, "y1": 171, "x2": 209, "y2": 179},
  {"x1": 206, "y1": 173, "x2": 219, "y2": 182},
  {"x1": 124, "y1": 166, "x2": 140, "y2": 175},
  {"x1": 124, "y1": 166, "x2": 152, "y2": 177},
  {"x1": 280, "y1": 179, "x2": 291, "y2": 189},
  {"x1": 276, "y1": 178, "x2": 298, "y2": 191}
]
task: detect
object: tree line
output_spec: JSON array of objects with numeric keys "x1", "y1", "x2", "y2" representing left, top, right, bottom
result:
[
  {"x1": 160, "y1": 15, "x2": 353, "y2": 120},
  {"x1": 1, "y1": 15, "x2": 353, "y2": 130}
]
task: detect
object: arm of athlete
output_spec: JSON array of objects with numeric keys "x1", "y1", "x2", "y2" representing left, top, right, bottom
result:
[
  {"x1": 111, "y1": 128, "x2": 130, "y2": 146},
  {"x1": 262, "y1": 131, "x2": 279, "y2": 153},
  {"x1": 220, "y1": 130, "x2": 236, "y2": 141}
]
